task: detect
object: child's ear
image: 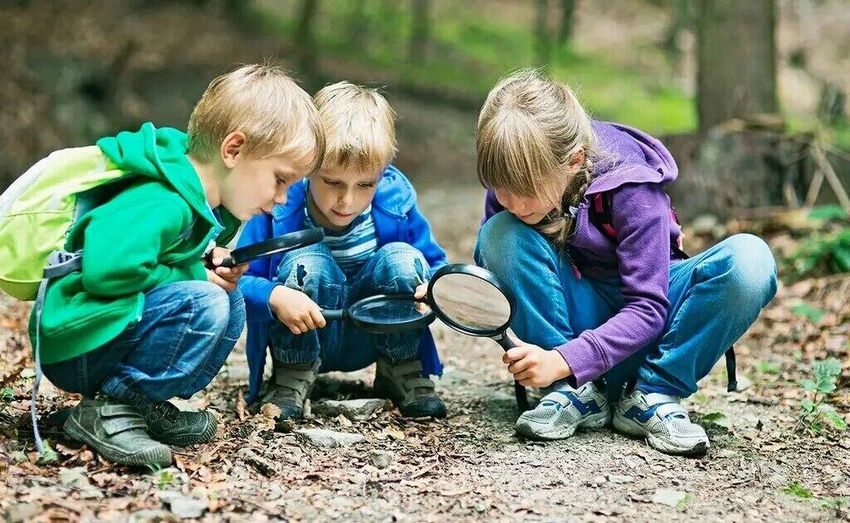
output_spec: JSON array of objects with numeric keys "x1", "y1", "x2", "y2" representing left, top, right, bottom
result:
[
  {"x1": 220, "y1": 131, "x2": 247, "y2": 168},
  {"x1": 568, "y1": 148, "x2": 586, "y2": 171}
]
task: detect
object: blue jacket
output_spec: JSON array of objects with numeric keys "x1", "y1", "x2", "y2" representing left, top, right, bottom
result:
[{"x1": 238, "y1": 165, "x2": 448, "y2": 403}]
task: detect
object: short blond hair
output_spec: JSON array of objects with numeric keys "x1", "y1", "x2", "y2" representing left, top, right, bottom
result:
[
  {"x1": 477, "y1": 69, "x2": 598, "y2": 246},
  {"x1": 313, "y1": 82, "x2": 397, "y2": 174},
  {"x1": 187, "y1": 64, "x2": 325, "y2": 175}
]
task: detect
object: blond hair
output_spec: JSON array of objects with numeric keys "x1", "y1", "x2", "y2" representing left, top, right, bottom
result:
[
  {"x1": 187, "y1": 63, "x2": 325, "y2": 175},
  {"x1": 477, "y1": 69, "x2": 598, "y2": 246},
  {"x1": 313, "y1": 82, "x2": 397, "y2": 174}
]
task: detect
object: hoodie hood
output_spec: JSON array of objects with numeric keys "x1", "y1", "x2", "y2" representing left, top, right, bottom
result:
[
  {"x1": 96, "y1": 122, "x2": 217, "y2": 228},
  {"x1": 586, "y1": 121, "x2": 679, "y2": 195}
]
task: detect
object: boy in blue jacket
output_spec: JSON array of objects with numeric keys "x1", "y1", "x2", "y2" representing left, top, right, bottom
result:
[{"x1": 238, "y1": 82, "x2": 448, "y2": 424}]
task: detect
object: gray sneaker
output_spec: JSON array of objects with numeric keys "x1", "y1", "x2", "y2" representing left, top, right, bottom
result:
[
  {"x1": 139, "y1": 401, "x2": 217, "y2": 447},
  {"x1": 63, "y1": 397, "x2": 171, "y2": 468},
  {"x1": 515, "y1": 381, "x2": 610, "y2": 439},
  {"x1": 258, "y1": 360, "x2": 320, "y2": 424},
  {"x1": 373, "y1": 357, "x2": 446, "y2": 418},
  {"x1": 612, "y1": 388, "x2": 709, "y2": 456}
]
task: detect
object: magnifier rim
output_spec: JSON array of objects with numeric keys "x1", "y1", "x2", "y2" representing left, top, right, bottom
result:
[
  {"x1": 347, "y1": 293, "x2": 436, "y2": 331},
  {"x1": 427, "y1": 263, "x2": 516, "y2": 337},
  {"x1": 230, "y1": 227, "x2": 324, "y2": 264}
]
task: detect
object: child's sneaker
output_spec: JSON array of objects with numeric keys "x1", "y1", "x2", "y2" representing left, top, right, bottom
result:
[
  {"x1": 373, "y1": 357, "x2": 446, "y2": 418},
  {"x1": 515, "y1": 380, "x2": 610, "y2": 439},
  {"x1": 258, "y1": 360, "x2": 320, "y2": 424},
  {"x1": 139, "y1": 401, "x2": 218, "y2": 447},
  {"x1": 63, "y1": 397, "x2": 172, "y2": 468},
  {"x1": 612, "y1": 388, "x2": 709, "y2": 456}
]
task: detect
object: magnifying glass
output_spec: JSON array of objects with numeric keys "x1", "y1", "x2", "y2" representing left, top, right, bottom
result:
[
  {"x1": 322, "y1": 294, "x2": 435, "y2": 333},
  {"x1": 206, "y1": 227, "x2": 325, "y2": 268},
  {"x1": 426, "y1": 263, "x2": 530, "y2": 411}
]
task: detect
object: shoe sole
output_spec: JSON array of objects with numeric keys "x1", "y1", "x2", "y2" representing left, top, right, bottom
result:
[
  {"x1": 515, "y1": 411, "x2": 611, "y2": 440},
  {"x1": 155, "y1": 415, "x2": 218, "y2": 447},
  {"x1": 64, "y1": 416, "x2": 172, "y2": 468},
  {"x1": 612, "y1": 413, "x2": 710, "y2": 456}
]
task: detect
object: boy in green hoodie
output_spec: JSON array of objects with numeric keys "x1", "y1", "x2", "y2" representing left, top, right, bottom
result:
[{"x1": 31, "y1": 64, "x2": 325, "y2": 467}]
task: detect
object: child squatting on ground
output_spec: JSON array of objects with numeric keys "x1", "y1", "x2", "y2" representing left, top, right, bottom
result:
[
  {"x1": 30, "y1": 65, "x2": 325, "y2": 467},
  {"x1": 239, "y1": 82, "x2": 449, "y2": 427},
  {"x1": 473, "y1": 70, "x2": 778, "y2": 455}
]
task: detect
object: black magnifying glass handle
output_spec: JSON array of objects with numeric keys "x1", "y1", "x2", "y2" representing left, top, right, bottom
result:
[
  {"x1": 492, "y1": 331, "x2": 530, "y2": 412},
  {"x1": 322, "y1": 309, "x2": 345, "y2": 321}
]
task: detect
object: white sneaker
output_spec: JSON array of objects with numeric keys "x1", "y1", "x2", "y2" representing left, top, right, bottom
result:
[
  {"x1": 515, "y1": 381, "x2": 611, "y2": 440},
  {"x1": 613, "y1": 388, "x2": 709, "y2": 455}
]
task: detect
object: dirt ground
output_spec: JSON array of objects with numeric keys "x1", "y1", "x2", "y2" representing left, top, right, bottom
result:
[{"x1": 1, "y1": 180, "x2": 849, "y2": 522}]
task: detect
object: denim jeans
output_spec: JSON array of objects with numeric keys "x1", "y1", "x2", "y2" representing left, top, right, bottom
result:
[
  {"x1": 268, "y1": 242, "x2": 429, "y2": 372},
  {"x1": 42, "y1": 281, "x2": 245, "y2": 406},
  {"x1": 475, "y1": 212, "x2": 778, "y2": 401}
]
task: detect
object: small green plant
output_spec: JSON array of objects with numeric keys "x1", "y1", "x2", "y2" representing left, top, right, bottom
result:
[
  {"x1": 797, "y1": 358, "x2": 847, "y2": 434},
  {"x1": 785, "y1": 227, "x2": 850, "y2": 281},
  {"x1": 784, "y1": 480, "x2": 814, "y2": 499},
  {"x1": 791, "y1": 302, "x2": 825, "y2": 324},
  {"x1": 36, "y1": 439, "x2": 60, "y2": 465},
  {"x1": 147, "y1": 465, "x2": 177, "y2": 489},
  {"x1": 757, "y1": 361, "x2": 781, "y2": 375}
]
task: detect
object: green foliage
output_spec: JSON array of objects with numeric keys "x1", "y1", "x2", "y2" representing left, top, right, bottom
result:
[
  {"x1": 757, "y1": 360, "x2": 781, "y2": 375},
  {"x1": 784, "y1": 481, "x2": 814, "y2": 499},
  {"x1": 791, "y1": 302, "x2": 825, "y2": 324},
  {"x1": 147, "y1": 465, "x2": 177, "y2": 489},
  {"x1": 700, "y1": 411, "x2": 726, "y2": 423},
  {"x1": 785, "y1": 228, "x2": 850, "y2": 280},
  {"x1": 797, "y1": 358, "x2": 847, "y2": 434},
  {"x1": 36, "y1": 439, "x2": 60, "y2": 465}
]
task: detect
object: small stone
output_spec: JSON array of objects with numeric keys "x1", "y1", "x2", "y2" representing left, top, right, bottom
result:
[
  {"x1": 6, "y1": 503, "x2": 39, "y2": 523},
  {"x1": 295, "y1": 428, "x2": 365, "y2": 448},
  {"x1": 236, "y1": 448, "x2": 278, "y2": 476},
  {"x1": 164, "y1": 495, "x2": 208, "y2": 519},
  {"x1": 313, "y1": 399, "x2": 385, "y2": 421},
  {"x1": 651, "y1": 489, "x2": 689, "y2": 507},
  {"x1": 607, "y1": 474, "x2": 634, "y2": 484},
  {"x1": 591, "y1": 475, "x2": 606, "y2": 486},
  {"x1": 59, "y1": 467, "x2": 91, "y2": 489},
  {"x1": 717, "y1": 449, "x2": 737, "y2": 459},
  {"x1": 370, "y1": 450, "x2": 393, "y2": 469}
]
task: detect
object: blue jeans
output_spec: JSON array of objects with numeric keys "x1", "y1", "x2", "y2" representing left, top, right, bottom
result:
[
  {"x1": 268, "y1": 242, "x2": 429, "y2": 372},
  {"x1": 42, "y1": 281, "x2": 245, "y2": 406},
  {"x1": 475, "y1": 212, "x2": 778, "y2": 401}
]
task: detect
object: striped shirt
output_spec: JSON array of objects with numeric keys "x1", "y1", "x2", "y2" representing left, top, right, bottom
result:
[{"x1": 304, "y1": 204, "x2": 378, "y2": 275}]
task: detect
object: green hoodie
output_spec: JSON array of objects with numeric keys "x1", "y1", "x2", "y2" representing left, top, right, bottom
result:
[{"x1": 31, "y1": 123, "x2": 240, "y2": 364}]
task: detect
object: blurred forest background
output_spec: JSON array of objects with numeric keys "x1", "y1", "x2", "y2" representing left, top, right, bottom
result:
[{"x1": 2, "y1": 2, "x2": 850, "y2": 520}]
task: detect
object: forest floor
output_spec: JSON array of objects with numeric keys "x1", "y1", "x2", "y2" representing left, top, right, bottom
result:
[{"x1": 1, "y1": 181, "x2": 849, "y2": 522}]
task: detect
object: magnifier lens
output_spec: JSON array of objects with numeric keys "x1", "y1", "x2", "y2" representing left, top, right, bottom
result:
[
  {"x1": 350, "y1": 297, "x2": 427, "y2": 325},
  {"x1": 430, "y1": 273, "x2": 511, "y2": 333}
]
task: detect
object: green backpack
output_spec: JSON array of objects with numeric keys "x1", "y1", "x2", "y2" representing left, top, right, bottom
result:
[
  {"x1": 0, "y1": 145, "x2": 138, "y2": 455},
  {"x1": 0, "y1": 145, "x2": 133, "y2": 300}
]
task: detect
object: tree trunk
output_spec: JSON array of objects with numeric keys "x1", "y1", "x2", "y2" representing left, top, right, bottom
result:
[
  {"x1": 557, "y1": 0, "x2": 576, "y2": 46},
  {"x1": 347, "y1": 0, "x2": 370, "y2": 48},
  {"x1": 409, "y1": 0, "x2": 431, "y2": 62},
  {"x1": 295, "y1": 0, "x2": 319, "y2": 76},
  {"x1": 534, "y1": 0, "x2": 551, "y2": 66},
  {"x1": 697, "y1": 0, "x2": 778, "y2": 131}
]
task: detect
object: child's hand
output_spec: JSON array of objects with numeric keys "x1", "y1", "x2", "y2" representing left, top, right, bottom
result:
[
  {"x1": 269, "y1": 285, "x2": 327, "y2": 335},
  {"x1": 414, "y1": 282, "x2": 430, "y2": 313},
  {"x1": 502, "y1": 344, "x2": 572, "y2": 388},
  {"x1": 205, "y1": 247, "x2": 249, "y2": 291}
]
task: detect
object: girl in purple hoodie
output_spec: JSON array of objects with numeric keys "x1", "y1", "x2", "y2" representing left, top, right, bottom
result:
[{"x1": 474, "y1": 70, "x2": 777, "y2": 455}]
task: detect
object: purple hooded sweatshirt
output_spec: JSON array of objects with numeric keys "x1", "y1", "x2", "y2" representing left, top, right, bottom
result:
[{"x1": 483, "y1": 121, "x2": 684, "y2": 387}]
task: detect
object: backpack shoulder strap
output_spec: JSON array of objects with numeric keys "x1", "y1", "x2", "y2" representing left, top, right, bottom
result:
[{"x1": 588, "y1": 191, "x2": 618, "y2": 244}]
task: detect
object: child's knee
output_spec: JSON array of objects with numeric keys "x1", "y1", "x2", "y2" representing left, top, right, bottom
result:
[
  {"x1": 476, "y1": 211, "x2": 550, "y2": 276},
  {"x1": 372, "y1": 242, "x2": 429, "y2": 290},
  {"x1": 275, "y1": 243, "x2": 345, "y2": 294},
  {"x1": 720, "y1": 234, "x2": 778, "y2": 305},
  {"x1": 181, "y1": 281, "x2": 232, "y2": 335}
]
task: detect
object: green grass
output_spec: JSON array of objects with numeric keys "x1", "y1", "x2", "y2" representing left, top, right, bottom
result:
[{"x1": 784, "y1": 481, "x2": 815, "y2": 499}]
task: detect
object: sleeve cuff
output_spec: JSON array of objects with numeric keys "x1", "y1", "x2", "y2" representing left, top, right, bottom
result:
[{"x1": 554, "y1": 337, "x2": 605, "y2": 388}]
